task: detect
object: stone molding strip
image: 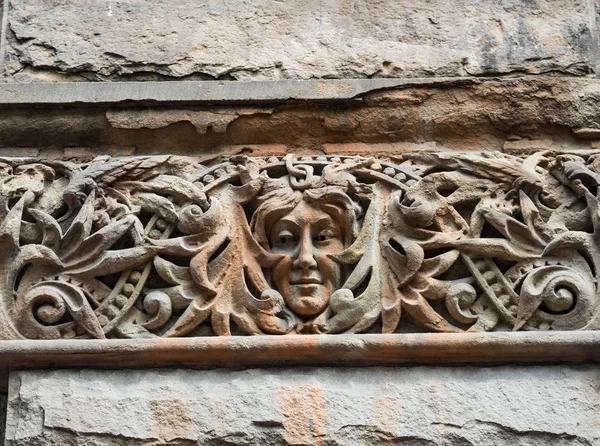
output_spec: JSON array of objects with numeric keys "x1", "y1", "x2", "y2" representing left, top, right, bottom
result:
[
  {"x1": 0, "y1": 332, "x2": 598, "y2": 385},
  {"x1": 0, "y1": 78, "x2": 493, "y2": 106}
]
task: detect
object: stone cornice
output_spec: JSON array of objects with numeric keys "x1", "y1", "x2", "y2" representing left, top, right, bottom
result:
[
  {"x1": 0, "y1": 76, "x2": 594, "y2": 108},
  {"x1": 0, "y1": 78, "x2": 469, "y2": 106}
]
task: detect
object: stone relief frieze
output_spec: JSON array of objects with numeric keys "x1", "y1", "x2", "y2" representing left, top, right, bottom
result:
[{"x1": 1, "y1": 152, "x2": 600, "y2": 339}]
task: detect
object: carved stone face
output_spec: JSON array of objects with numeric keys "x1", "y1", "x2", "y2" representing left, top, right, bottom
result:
[{"x1": 269, "y1": 200, "x2": 344, "y2": 317}]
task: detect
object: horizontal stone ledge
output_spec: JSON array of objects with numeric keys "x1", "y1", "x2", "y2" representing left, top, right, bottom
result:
[
  {"x1": 0, "y1": 77, "x2": 506, "y2": 106},
  {"x1": 0, "y1": 76, "x2": 598, "y2": 152},
  {"x1": 1, "y1": 332, "x2": 599, "y2": 373}
]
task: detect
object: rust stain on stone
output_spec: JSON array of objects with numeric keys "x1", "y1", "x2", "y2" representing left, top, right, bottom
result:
[
  {"x1": 207, "y1": 395, "x2": 228, "y2": 440},
  {"x1": 276, "y1": 384, "x2": 326, "y2": 445},
  {"x1": 371, "y1": 369, "x2": 402, "y2": 435},
  {"x1": 150, "y1": 388, "x2": 196, "y2": 441}
]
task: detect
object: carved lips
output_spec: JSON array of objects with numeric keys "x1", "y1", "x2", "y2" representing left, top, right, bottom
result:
[{"x1": 290, "y1": 273, "x2": 324, "y2": 285}]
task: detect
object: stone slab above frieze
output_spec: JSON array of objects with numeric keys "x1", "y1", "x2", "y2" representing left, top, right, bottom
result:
[{"x1": 1, "y1": 152, "x2": 600, "y2": 340}]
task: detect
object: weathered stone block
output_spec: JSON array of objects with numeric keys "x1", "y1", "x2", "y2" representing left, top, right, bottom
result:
[
  {"x1": 4, "y1": 0, "x2": 597, "y2": 81},
  {"x1": 5, "y1": 367, "x2": 600, "y2": 445}
]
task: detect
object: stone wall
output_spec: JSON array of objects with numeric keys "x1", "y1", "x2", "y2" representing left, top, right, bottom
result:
[
  {"x1": 0, "y1": 0, "x2": 599, "y2": 445},
  {"x1": 6, "y1": 367, "x2": 600, "y2": 445},
  {"x1": 2, "y1": 0, "x2": 598, "y2": 82},
  {"x1": 1, "y1": 77, "x2": 600, "y2": 156}
]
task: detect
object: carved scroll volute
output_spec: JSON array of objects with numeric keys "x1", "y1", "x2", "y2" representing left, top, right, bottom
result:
[{"x1": 1, "y1": 152, "x2": 600, "y2": 339}]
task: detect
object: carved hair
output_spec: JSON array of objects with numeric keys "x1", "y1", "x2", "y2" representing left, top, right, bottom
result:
[{"x1": 250, "y1": 177, "x2": 363, "y2": 250}]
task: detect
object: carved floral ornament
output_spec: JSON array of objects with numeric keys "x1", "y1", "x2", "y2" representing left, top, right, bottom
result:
[{"x1": 1, "y1": 152, "x2": 600, "y2": 340}]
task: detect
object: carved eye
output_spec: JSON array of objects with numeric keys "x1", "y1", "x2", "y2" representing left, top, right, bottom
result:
[
  {"x1": 276, "y1": 230, "x2": 295, "y2": 245},
  {"x1": 315, "y1": 229, "x2": 337, "y2": 243}
]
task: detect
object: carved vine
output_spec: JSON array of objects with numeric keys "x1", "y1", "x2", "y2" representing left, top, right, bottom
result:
[{"x1": 0, "y1": 152, "x2": 599, "y2": 339}]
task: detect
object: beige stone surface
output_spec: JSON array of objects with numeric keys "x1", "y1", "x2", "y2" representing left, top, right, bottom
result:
[
  {"x1": 3, "y1": 0, "x2": 597, "y2": 81},
  {"x1": 6, "y1": 367, "x2": 600, "y2": 445}
]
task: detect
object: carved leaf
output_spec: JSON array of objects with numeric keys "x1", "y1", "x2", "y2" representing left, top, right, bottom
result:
[
  {"x1": 61, "y1": 191, "x2": 96, "y2": 257},
  {"x1": 119, "y1": 175, "x2": 207, "y2": 206},
  {"x1": 323, "y1": 187, "x2": 389, "y2": 333},
  {"x1": 29, "y1": 209, "x2": 62, "y2": 250},
  {"x1": 167, "y1": 203, "x2": 288, "y2": 337},
  {"x1": 400, "y1": 287, "x2": 461, "y2": 332},
  {"x1": 62, "y1": 215, "x2": 141, "y2": 265},
  {"x1": 131, "y1": 192, "x2": 178, "y2": 221},
  {"x1": 66, "y1": 246, "x2": 161, "y2": 277},
  {"x1": 154, "y1": 255, "x2": 193, "y2": 285}
]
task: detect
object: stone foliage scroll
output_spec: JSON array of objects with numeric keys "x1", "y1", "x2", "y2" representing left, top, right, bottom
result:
[{"x1": 1, "y1": 152, "x2": 600, "y2": 339}]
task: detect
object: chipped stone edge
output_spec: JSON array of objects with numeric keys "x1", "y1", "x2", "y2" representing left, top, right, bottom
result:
[
  {"x1": 0, "y1": 332, "x2": 597, "y2": 388},
  {"x1": 0, "y1": 78, "x2": 481, "y2": 106}
]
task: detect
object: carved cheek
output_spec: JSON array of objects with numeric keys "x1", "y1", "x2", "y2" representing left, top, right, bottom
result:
[
  {"x1": 315, "y1": 239, "x2": 344, "y2": 286},
  {"x1": 272, "y1": 255, "x2": 294, "y2": 288},
  {"x1": 316, "y1": 252, "x2": 342, "y2": 289}
]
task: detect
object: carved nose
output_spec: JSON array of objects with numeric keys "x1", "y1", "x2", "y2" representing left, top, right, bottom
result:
[{"x1": 293, "y1": 237, "x2": 318, "y2": 270}]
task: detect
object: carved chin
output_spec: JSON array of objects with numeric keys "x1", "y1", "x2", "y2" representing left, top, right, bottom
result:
[{"x1": 285, "y1": 285, "x2": 330, "y2": 317}]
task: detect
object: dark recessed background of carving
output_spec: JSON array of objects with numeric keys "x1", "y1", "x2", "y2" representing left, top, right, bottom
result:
[{"x1": 1, "y1": 152, "x2": 599, "y2": 339}]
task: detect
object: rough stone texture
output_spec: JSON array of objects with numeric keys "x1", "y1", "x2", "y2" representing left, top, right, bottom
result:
[
  {"x1": 6, "y1": 367, "x2": 600, "y2": 445},
  {"x1": 2, "y1": 0, "x2": 597, "y2": 81},
  {"x1": 0, "y1": 1, "x2": 599, "y2": 444}
]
